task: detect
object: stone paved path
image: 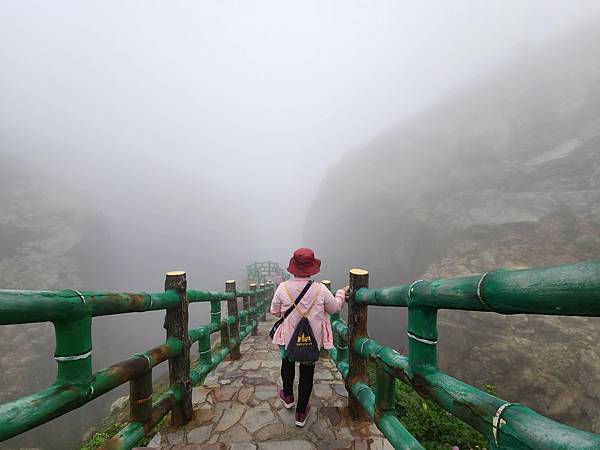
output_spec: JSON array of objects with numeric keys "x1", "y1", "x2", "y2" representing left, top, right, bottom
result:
[{"x1": 139, "y1": 315, "x2": 392, "y2": 450}]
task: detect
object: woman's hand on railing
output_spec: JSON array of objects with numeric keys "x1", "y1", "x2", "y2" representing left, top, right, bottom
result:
[{"x1": 341, "y1": 286, "x2": 351, "y2": 302}]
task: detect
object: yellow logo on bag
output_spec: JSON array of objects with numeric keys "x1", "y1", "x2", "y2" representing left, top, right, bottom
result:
[{"x1": 297, "y1": 333, "x2": 312, "y2": 345}]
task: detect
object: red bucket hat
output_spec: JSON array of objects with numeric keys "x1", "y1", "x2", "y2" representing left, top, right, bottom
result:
[{"x1": 287, "y1": 247, "x2": 321, "y2": 277}]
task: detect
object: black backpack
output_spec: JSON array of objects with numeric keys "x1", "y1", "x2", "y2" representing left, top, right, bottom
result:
[{"x1": 284, "y1": 282, "x2": 322, "y2": 363}]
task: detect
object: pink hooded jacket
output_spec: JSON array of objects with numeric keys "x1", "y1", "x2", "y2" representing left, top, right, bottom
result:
[{"x1": 270, "y1": 277, "x2": 345, "y2": 350}]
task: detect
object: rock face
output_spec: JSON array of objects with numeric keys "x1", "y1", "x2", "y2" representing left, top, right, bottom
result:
[
  {"x1": 0, "y1": 154, "x2": 113, "y2": 449},
  {"x1": 304, "y1": 25, "x2": 600, "y2": 432}
]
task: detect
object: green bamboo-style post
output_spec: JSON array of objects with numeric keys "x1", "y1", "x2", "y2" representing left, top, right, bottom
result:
[
  {"x1": 209, "y1": 292, "x2": 221, "y2": 349},
  {"x1": 250, "y1": 283, "x2": 258, "y2": 336},
  {"x1": 259, "y1": 283, "x2": 267, "y2": 321},
  {"x1": 375, "y1": 364, "x2": 395, "y2": 418},
  {"x1": 226, "y1": 280, "x2": 241, "y2": 360},
  {"x1": 347, "y1": 268, "x2": 369, "y2": 421},
  {"x1": 220, "y1": 315, "x2": 231, "y2": 356},
  {"x1": 163, "y1": 271, "x2": 192, "y2": 426},
  {"x1": 198, "y1": 325, "x2": 212, "y2": 369},
  {"x1": 129, "y1": 370, "x2": 152, "y2": 423},
  {"x1": 242, "y1": 293, "x2": 250, "y2": 328}
]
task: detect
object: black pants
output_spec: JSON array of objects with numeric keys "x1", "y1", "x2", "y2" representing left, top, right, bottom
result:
[{"x1": 281, "y1": 358, "x2": 315, "y2": 414}]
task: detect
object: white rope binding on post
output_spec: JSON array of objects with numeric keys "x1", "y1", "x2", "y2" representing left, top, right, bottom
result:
[
  {"x1": 406, "y1": 331, "x2": 438, "y2": 345},
  {"x1": 407, "y1": 279, "x2": 424, "y2": 300},
  {"x1": 492, "y1": 402, "x2": 515, "y2": 444},
  {"x1": 72, "y1": 290, "x2": 86, "y2": 304},
  {"x1": 359, "y1": 338, "x2": 370, "y2": 355},
  {"x1": 476, "y1": 272, "x2": 496, "y2": 312},
  {"x1": 134, "y1": 353, "x2": 152, "y2": 368},
  {"x1": 54, "y1": 350, "x2": 92, "y2": 362}
]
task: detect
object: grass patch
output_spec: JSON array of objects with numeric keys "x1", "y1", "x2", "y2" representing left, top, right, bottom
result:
[
  {"x1": 367, "y1": 362, "x2": 490, "y2": 449},
  {"x1": 78, "y1": 420, "x2": 126, "y2": 450}
]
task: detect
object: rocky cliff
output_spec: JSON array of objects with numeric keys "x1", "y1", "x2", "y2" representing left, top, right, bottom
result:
[
  {"x1": 0, "y1": 154, "x2": 114, "y2": 449},
  {"x1": 304, "y1": 24, "x2": 600, "y2": 431}
]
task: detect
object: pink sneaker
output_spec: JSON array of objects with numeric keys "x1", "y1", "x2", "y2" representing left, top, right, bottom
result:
[
  {"x1": 279, "y1": 388, "x2": 295, "y2": 409},
  {"x1": 295, "y1": 403, "x2": 311, "y2": 427}
]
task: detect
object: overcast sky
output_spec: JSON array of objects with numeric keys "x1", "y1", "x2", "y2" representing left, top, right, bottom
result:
[{"x1": 2, "y1": 1, "x2": 600, "y2": 267}]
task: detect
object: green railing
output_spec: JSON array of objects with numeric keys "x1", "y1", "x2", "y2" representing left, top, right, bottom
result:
[
  {"x1": 328, "y1": 260, "x2": 600, "y2": 450},
  {"x1": 0, "y1": 272, "x2": 275, "y2": 449}
]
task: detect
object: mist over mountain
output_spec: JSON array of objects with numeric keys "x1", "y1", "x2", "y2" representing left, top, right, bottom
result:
[
  {"x1": 304, "y1": 23, "x2": 600, "y2": 431},
  {"x1": 0, "y1": 153, "x2": 116, "y2": 449},
  {"x1": 0, "y1": 153, "x2": 263, "y2": 449}
]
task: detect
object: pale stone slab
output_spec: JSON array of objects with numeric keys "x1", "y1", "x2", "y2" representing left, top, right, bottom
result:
[
  {"x1": 370, "y1": 423, "x2": 383, "y2": 436},
  {"x1": 203, "y1": 372, "x2": 219, "y2": 386},
  {"x1": 187, "y1": 424, "x2": 212, "y2": 444},
  {"x1": 194, "y1": 405, "x2": 215, "y2": 424},
  {"x1": 314, "y1": 371, "x2": 334, "y2": 381},
  {"x1": 213, "y1": 386, "x2": 238, "y2": 402},
  {"x1": 110, "y1": 395, "x2": 128, "y2": 413},
  {"x1": 258, "y1": 440, "x2": 315, "y2": 450},
  {"x1": 254, "y1": 422, "x2": 286, "y2": 441},
  {"x1": 147, "y1": 432, "x2": 161, "y2": 448},
  {"x1": 237, "y1": 386, "x2": 254, "y2": 404},
  {"x1": 313, "y1": 384, "x2": 332, "y2": 398},
  {"x1": 215, "y1": 405, "x2": 245, "y2": 432},
  {"x1": 241, "y1": 360, "x2": 261, "y2": 370},
  {"x1": 336, "y1": 427, "x2": 354, "y2": 441},
  {"x1": 219, "y1": 423, "x2": 253, "y2": 443},
  {"x1": 317, "y1": 440, "x2": 352, "y2": 450},
  {"x1": 231, "y1": 444, "x2": 257, "y2": 450},
  {"x1": 163, "y1": 428, "x2": 185, "y2": 444},
  {"x1": 370, "y1": 437, "x2": 394, "y2": 450},
  {"x1": 261, "y1": 360, "x2": 281, "y2": 368},
  {"x1": 254, "y1": 385, "x2": 277, "y2": 400},
  {"x1": 241, "y1": 406, "x2": 277, "y2": 433},
  {"x1": 192, "y1": 387, "x2": 209, "y2": 405},
  {"x1": 311, "y1": 415, "x2": 336, "y2": 440},
  {"x1": 334, "y1": 384, "x2": 348, "y2": 397}
]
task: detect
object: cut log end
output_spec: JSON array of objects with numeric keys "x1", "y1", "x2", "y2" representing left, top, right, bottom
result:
[
  {"x1": 350, "y1": 268, "x2": 368, "y2": 276},
  {"x1": 166, "y1": 271, "x2": 186, "y2": 276}
]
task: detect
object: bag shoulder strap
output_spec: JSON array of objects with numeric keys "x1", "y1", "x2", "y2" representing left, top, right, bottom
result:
[
  {"x1": 281, "y1": 280, "x2": 313, "y2": 321},
  {"x1": 287, "y1": 282, "x2": 322, "y2": 318}
]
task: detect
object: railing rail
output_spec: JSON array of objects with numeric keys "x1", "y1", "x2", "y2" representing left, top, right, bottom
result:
[
  {"x1": 0, "y1": 272, "x2": 275, "y2": 449},
  {"x1": 246, "y1": 260, "x2": 288, "y2": 285},
  {"x1": 328, "y1": 260, "x2": 600, "y2": 450}
]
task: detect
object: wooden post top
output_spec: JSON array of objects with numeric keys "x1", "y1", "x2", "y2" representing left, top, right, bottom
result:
[
  {"x1": 349, "y1": 268, "x2": 368, "y2": 276},
  {"x1": 165, "y1": 271, "x2": 187, "y2": 291}
]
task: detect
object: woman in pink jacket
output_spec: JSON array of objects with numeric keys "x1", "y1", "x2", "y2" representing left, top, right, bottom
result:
[{"x1": 270, "y1": 248, "x2": 346, "y2": 427}]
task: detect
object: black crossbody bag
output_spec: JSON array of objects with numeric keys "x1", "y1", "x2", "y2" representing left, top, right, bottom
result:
[{"x1": 269, "y1": 280, "x2": 314, "y2": 339}]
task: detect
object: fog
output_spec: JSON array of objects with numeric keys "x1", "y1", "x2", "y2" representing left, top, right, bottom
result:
[
  {"x1": 3, "y1": 1, "x2": 600, "y2": 283},
  {"x1": 2, "y1": 2, "x2": 600, "y2": 448}
]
